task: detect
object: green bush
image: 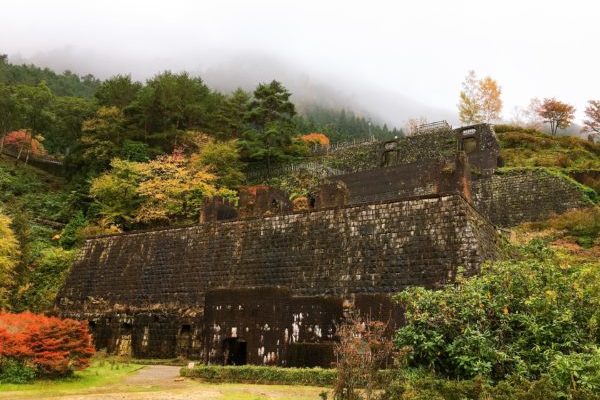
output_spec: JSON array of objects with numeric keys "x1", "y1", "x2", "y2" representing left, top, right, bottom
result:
[
  {"x1": 394, "y1": 242, "x2": 600, "y2": 381},
  {"x1": 59, "y1": 210, "x2": 87, "y2": 248},
  {"x1": 382, "y1": 372, "x2": 600, "y2": 400},
  {"x1": 0, "y1": 358, "x2": 36, "y2": 384},
  {"x1": 548, "y1": 348, "x2": 600, "y2": 395},
  {"x1": 180, "y1": 364, "x2": 336, "y2": 386}
]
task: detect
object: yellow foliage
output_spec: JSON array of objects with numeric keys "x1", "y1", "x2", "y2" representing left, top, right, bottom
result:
[
  {"x1": 0, "y1": 211, "x2": 20, "y2": 309},
  {"x1": 299, "y1": 133, "x2": 330, "y2": 146}
]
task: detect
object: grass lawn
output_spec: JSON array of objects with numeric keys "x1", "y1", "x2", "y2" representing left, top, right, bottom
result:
[
  {"x1": 0, "y1": 361, "x2": 143, "y2": 397},
  {"x1": 0, "y1": 361, "x2": 328, "y2": 399}
]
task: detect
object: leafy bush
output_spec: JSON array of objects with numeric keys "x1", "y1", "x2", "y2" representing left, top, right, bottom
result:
[
  {"x1": 180, "y1": 364, "x2": 336, "y2": 386},
  {"x1": 548, "y1": 348, "x2": 600, "y2": 395},
  {"x1": 0, "y1": 312, "x2": 95, "y2": 378},
  {"x1": 381, "y1": 371, "x2": 600, "y2": 400},
  {"x1": 59, "y1": 211, "x2": 87, "y2": 248},
  {"x1": 0, "y1": 358, "x2": 36, "y2": 384},
  {"x1": 394, "y1": 242, "x2": 600, "y2": 381}
]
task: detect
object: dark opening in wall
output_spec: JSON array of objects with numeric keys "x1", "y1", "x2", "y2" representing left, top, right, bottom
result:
[
  {"x1": 180, "y1": 324, "x2": 191, "y2": 334},
  {"x1": 308, "y1": 193, "x2": 316, "y2": 209},
  {"x1": 223, "y1": 337, "x2": 247, "y2": 366}
]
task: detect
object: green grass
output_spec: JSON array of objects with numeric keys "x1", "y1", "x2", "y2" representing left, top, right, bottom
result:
[
  {"x1": 0, "y1": 360, "x2": 142, "y2": 396},
  {"x1": 497, "y1": 127, "x2": 600, "y2": 170}
]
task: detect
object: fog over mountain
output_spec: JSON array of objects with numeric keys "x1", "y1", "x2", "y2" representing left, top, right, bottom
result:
[
  {"x1": 3, "y1": 0, "x2": 599, "y2": 132},
  {"x1": 9, "y1": 48, "x2": 453, "y2": 129}
]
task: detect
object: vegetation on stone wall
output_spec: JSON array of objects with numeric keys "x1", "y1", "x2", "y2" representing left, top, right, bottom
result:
[{"x1": 496, "y1": 125, "x2": 600, "y2": 170}]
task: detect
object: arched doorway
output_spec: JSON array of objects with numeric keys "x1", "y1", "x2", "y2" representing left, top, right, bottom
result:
[{"x1": 222, "y1": 337, "x2": 247, "y2": 365}]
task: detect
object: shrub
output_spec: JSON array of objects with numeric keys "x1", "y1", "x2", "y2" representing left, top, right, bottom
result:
[
  {"x1": 59, "y1": 211, "x2": 87, "y2": 248},
  {"x1": 548, "y1": 348, "x2": 600, "y2": 395},
  {"x1": 299, "y1": 132, "x2": 331, "y2": 147},
  {"x1": 181, "y1": 364, "x2": 336, "y2": 386},
  {"x1": 394, "y1": 243, "x2": 600, "y2": 381},
  {"x1": 0, "y1": 358, "x2": 36, "y2": 384},
  {"x1": 381, "y1": 372, "x2": 600, "y2": 400},
  {"x1": 0, "y1": 312, "x2": 95, "y2": 378}
]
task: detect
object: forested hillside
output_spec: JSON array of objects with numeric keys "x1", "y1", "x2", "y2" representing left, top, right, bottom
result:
[
  {"x1": 0, "y1": 56, "x2": 403, "y2": 311},
  {"x1": 1, "y1": 56, "x2": 599, "y2": 313}
]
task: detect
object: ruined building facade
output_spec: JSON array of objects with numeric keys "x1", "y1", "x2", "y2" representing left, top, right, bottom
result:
[{"x1": 56, "y1": 124, "x2": 592, "y2": 367}]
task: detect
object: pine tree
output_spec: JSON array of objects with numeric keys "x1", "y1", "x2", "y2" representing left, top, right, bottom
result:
[{"x1": 240, "y1": 81, "x2": 298, "y2": 169}]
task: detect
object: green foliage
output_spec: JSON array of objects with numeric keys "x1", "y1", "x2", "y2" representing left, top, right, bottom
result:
[
  {"x1": 192, "y1": 140, "x2": 245, "y2": 188},
  {"x1": 0, "y1": 358, "x2": 36, "y2": 384},
  {"x1": 59, "y1": 211, "x2": 87, "y2": 249},
  {"x1": 118, "y1": 140, "x2": 150, "y2": 162},
  {"x1": 46, "y1": 96, "x2": 96, "y2": 154},
  {"x1": 548, "y1": 348, "x2": 600, "y2": 395},
  {"x1": 394, "y1": 241, "x2": 600, "y2": 381},
  {"x1": 213, "y1": 88, "x2": 250, "y2": 140},
  {"x1": 180, "y1": 364, "x2": 336, "y2": 386},
  {"x1": 381, "y1": 370, "x2": 600, "y2": 400},
  {"x1": 240, "y1": 81, "x2": 304, "y2": 167},
  {"x1": 295, "y1": 106, "x2": 401, "y2": 143},
  {"x1": 94, "y1": 74, "x2": 142, "y2": 109},
  {"x1": 89, "y1": 156, "x2": 234, "y2": 228},
  {"x1": 0, "y1": 211, "x2": 19, "y2": 309},
  {"x1": 12, "y1": 247, "x2": 75, "y2": 312},
  {"x1": 0, "y1": 58, "x2": 99, "y2": 98},
  {"x1": 497, "y1": 128, "x2": 600, "y2": 170}
]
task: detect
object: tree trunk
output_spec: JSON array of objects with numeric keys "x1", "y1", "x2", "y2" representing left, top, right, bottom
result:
[
  {"x1": 0, "y1": 131, "x2": 5, "y2": 155},
  {"x1": 16, "y1": 142, "x2": 25, "y2": 160}
]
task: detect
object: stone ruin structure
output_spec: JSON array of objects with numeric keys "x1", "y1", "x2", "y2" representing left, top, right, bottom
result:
[{"x1": 56, "y1": 123, "x2": 593, "y2": 367}]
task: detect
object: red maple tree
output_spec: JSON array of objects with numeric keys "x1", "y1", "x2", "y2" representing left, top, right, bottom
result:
[{"x1": 0, "y1": 312, "x2": 95, "y2": 377}]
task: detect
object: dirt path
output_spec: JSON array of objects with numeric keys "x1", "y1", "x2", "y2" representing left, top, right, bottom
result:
[{"x1": 1, "y1": 365, "x2": 324, "y2": 400}]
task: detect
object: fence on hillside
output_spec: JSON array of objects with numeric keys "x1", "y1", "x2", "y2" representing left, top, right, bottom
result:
[{"x1": 1, "y1": 146, "x2": 63, "y2": 166}]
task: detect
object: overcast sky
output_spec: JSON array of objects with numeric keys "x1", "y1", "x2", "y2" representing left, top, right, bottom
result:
[{"x1": 1, "y1": 0, "x2": 599, "y2": 127}]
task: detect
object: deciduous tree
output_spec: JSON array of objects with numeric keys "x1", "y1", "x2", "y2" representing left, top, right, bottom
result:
[
  {"x1": 0, "y1": 312, "x2": 94, "y2": 377},
  {"x1": 458, "y1": 71, "x2": 502, "y2": 124},
  {"x1": 0, "y1": 84, "x2": 20, "y2": 155},
  {"x1": 582, "y1": 100, "x2": 600, "y2": 141},
  {"x1": 537, "y1": 98, "x2": 576, "y2": 135},
  {"x1": 14, "y1": 82, "x2": 54, "y2": 162},
  {"x1": 191, "y1": 139, "x2": 245, "y2": 189}
]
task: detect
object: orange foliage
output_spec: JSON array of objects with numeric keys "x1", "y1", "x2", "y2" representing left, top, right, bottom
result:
[
  {"x1": 299, "y1": 132, "x2": 330, "y2": 146},
  {"x1": 3, "y1": 130, "x2": 46, "y2": 155},
  {"x1": 0, "y1": 312, "x2": 95, "y2": 376}
]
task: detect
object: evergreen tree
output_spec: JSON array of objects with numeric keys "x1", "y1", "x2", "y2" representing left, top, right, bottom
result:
[
  {"x1": 213, "y1": 88, "x2": 250, "y2": 140},
  {"x1": 95, "y1": 74, "x2": 142, "y2": 110},
  {"x1": 240, "y1": 81, "x2": 298, "y2": 169}
]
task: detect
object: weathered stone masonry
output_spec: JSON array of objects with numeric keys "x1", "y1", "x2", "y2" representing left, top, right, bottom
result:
[
  {"x1": 58, "y1": 194, "x2": 497, "y2": 365},
  {"x1": 57, "y1": 123, "x2": 594, "y2": 366}
]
